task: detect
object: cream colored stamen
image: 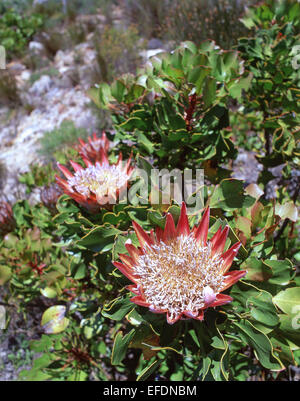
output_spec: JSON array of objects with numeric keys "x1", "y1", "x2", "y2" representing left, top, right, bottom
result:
[
  {"x1": 68, "y1": 163, "x2": 129, "y2": 201},
  {"x1": 133, "y1": 234, "x2": 225, "y2": 321}
]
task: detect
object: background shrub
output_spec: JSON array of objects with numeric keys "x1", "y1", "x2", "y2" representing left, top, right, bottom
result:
[
  {"x1": 124, "y1": 0, "x2": 260, "y2": 48},
  {"x1": 0, "y1": 8, "x2": 44, "y2": 59}
]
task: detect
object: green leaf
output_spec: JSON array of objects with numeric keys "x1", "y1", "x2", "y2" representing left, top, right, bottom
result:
[
  {"x1": 136, "y1": 132, "x2": 155, "y2": 154},
  {"x1": 87, "y1": 87, "x2": 102, "y2": 108},
  {"x1": 198, "y1": 356, "x2": 212, "y2": 381},
  {"x1": 98, "y1": 83, "x2": 113, "y2": 108},
  {"x1": 119, "y1": 117, "x2": 148, "y2": 131},
  {"x1": 113, "y1": 232, "x2": 139, "y2": 260},
  {"x1": 30, "y1": 335, "x2": 53, "y2": 352},
  {"x1": 188, "y1": 329, "x2": 201, "y2": 348},
  {"x1": 188, "y1": 66, "x2": 211, "y2": 94},
  {"x1": 72, "y1": 262, "x2": 86, "y2": 280},
  {"x1": 264, "y1": 259, "x2": 295, "y2": 285},
  {"x1": 228, "y1": 73, "x2": 253, "y2": 102},
  {"x1": 111, "y1": 329, "x2": 135, "y2": 365},
  {"x1": 102, "y1": 296, "x2": 135, "y2": 321},
  {"x1": 181, "y1": 41, "x2": 197, "y2": 54},
  {"x1": 148, "y1": 210, "x2": 165, "y2": 229},
  {"x1": 242, "y1": 258, "x2": 271, "y2": 281},
  {"x1": 210, "y1": 179, "x2": 252, "y2": 211},
  {"x1": 270, "y1": 335, "x2": 295, "y2": 365},
  {"x1": 111, "y1": 79, "x2": 126, "y2": 103},
  {"x1": 40, "y1": 287, "x2": 57, "y2": 299},
  {"x1": 137, "y1": 359, "x2": 161, "y2": 381},
  {"x1": 68, "y1": 370, "x2": 88, "y2": 381},
  {"x1": 247, "y1": 291, "x2": 279, "y2": 327},
  {"x1": 0, "y1": 265, "x2": 12, "y2": 285},
  {"x1": 235, "y1": 216, "x2": 252, "y2": 239},
  {"x1": 203, "y1": 76, "x2": 216, "y2": 108},
  {"x1": 76, "y1": 225, "x2": 122, "y2": 253},
  {"x1": 275, "y1": 202, "x2": 298, "y2": 222},
  {"x1": 278, "y1": 314, "x2": 300, "y2": 346},
  {"x1": 245, "y1": 183, "x2": 264, "y2": 200},
  {"x1": 19, "y1": 353, "x2": 52, "y2": 381},
  {"x1": 211, "y1": 336, "x2": 226, "y2": 350},
  {"x1": 125, "y1": 309, "x2": 145, "y2": 326},
  {"x1": 208, "y1": 350, "x2": 229, "y2": 381},
  {"x1": 233, "y1": 320, "x2": 284, "y2": 371},
  {"x1": 137, "y1": 155, "x2": 153, "y2": 177},
  {"x1": 41, "y1": 306, "x2": 69, "y2": 334},
  {"x1": 273, "y1": 287, "x2": 300, "y2": 315}
]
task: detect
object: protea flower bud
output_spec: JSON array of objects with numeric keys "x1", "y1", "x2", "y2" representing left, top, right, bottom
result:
[
  {"x1": 77, "y1": 132, "x2": 110, "y2": 163},
  {"x1": 114, "y1": 203, "x2": 247, "y2": 324},
  {"x1": 40, "y1": 184, "x2": 63, "y2": 214},
  {"x1": 0, "y1": 201, "x2": 15, "y2": 237}
]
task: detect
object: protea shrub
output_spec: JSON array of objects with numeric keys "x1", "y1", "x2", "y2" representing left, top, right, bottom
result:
[{"x1": 114, "y1": 203, "x2": 247, "y2": 324}]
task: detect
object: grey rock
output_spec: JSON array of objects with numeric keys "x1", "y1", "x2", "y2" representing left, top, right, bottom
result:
[
  {"x1": 29, "y1": 75, "x2": 54, "y2": 96},
  {"x1": 148, "y1": 38, "x2": 164, "y2": 50},
  {"x1": 7, "y1": 62, "x2": 26, "y2": 75},
  {"x1": 232, "y1": 150, "x2": 263, "y2": 184},
  {"x1": 29, "y1": 41, "x2": 46, "y2": 56}
]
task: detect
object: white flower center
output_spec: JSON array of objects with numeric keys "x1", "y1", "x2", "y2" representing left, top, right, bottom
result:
[
  {"x1": 68, "y1": 163, "x2": 129, "y2": 201},
  {"x1": 133, "y1": 234, "x2": 225, "y2": 321}
]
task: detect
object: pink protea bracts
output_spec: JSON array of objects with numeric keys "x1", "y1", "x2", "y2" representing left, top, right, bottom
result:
[
  {"x1": 113, "y1": 203, "x2": 247, "y2": 324},
  {"x1": 77, "y1": 132, "x2": 110, "y2": 163},
  {"x1": 55, "y1": 148, "x2": 133, "y2": 212}
]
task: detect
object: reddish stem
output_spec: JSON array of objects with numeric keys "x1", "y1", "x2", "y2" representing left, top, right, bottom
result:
[{"x1": 185, "y1": 94, "x2": 197, "y2": 131}]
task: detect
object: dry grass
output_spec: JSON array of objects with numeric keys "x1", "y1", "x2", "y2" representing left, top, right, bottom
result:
[{"x1": 124, "y1": 0, "x2": 260, "y2": 48}]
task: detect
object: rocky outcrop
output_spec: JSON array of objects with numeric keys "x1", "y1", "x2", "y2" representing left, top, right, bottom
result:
[{"x1": 0, "y1": 44, "x2": 99, "y2": 203}]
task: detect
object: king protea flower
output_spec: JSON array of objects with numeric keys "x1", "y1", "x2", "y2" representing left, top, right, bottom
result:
[
  {"x1": 55, "y1": 148, "x2": 133, "y2": 212},
  {"x1": 77, "y1": 132, "x2": 110, "y2": 163},
  {"x1": 114, "y1": 203, "x2": 246, "y2": 324}
]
